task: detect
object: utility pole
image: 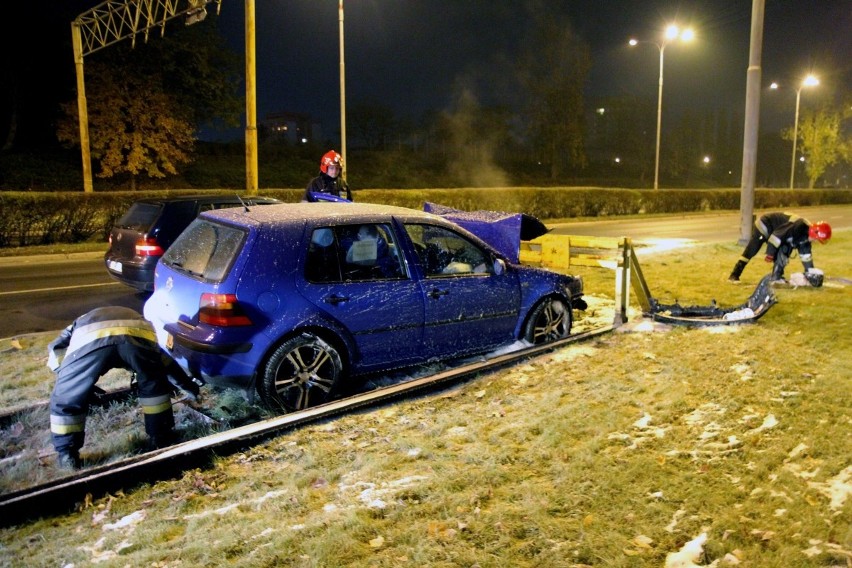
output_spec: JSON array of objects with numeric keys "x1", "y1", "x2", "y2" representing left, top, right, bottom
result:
[
  {"x1": 244, "y1": 0, "x2": 258, "y2": 194},
  {"x1": 738, "y1": 0, "x2": 765, "y2": 244},
  {"x1": 71, "y1": 23, "x2": 93, "y2": 193},
  {"x1": 339, "y1": 0, "x2": 347, "y2": 178}
]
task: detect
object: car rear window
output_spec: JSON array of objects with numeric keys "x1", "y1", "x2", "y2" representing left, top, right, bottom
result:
[
  {"x1": 161, "y1": 219, "x2": 246, "y2": 282},
  {"x1": 115, "y1": 202, "x2": 162, "y2": 231}
]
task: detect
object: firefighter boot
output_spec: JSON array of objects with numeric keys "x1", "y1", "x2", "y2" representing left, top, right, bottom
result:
[
  {"x1": 729, "y1": 260, "x2": 747, "y2": 283},
  {"x1": 142, "y1": 396, "x2": 176, "y2": 450},
  {"x1": 56, "y1": 450, "x2": 81, "y2": 470}
]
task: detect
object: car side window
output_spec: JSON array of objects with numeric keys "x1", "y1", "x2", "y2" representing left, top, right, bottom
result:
[
  {"x1": 305, "y1": 224, "x2": 405, "y2": 283},
  {"x1": 305, "y1": 227, "x2": 342, "y2": 283},
  {"x1": 403, "y1": 224, "x2": 491, "y2": 277}
]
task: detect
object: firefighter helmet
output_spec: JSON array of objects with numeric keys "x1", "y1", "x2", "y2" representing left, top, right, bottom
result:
[
  {"x1": 320, "y1": 150, "x2": 343, "y2": 175},
  {"x1": 808, "y1": 221, "x2": 831, "y2": 243}
]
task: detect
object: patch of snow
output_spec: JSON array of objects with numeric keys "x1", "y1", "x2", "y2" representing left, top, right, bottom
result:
[
  {"x1": 103, "y1": 510, "x2": 145, "y2": 531},
  {"x1": 747, "y1": 414, "x2": 778, "y2": 434},
  {"x1": 664, "y1": 532, "x2": 716, "y2": 568},
  {"x1": 807, "y1": 465, "x2": 852, "y2": 511}
]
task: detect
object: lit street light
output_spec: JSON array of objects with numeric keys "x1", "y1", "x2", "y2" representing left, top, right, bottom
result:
[
  {"x1": 630, "y1": 24, "x2": 695, "y2": 190},
  {"x1": 789, "y1": 74, "x2": 819, "y2": 188}
]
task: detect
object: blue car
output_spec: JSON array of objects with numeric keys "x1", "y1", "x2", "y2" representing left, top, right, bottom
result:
[{"x1": 144, "y1": 203, "x2": 584, "y2": 413}]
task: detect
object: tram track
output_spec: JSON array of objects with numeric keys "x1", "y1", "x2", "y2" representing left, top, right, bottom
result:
[{"x1": 0, "y1": 324, "x2": 615, "y2": 527}]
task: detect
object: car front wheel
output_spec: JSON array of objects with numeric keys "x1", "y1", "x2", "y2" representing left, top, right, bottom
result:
[
  {"x1": 523, "y1": 297, "x2": 572, "y2": 344},
  {"x1": 260, "y1": 334, "x2": 343, "y2": 412}
]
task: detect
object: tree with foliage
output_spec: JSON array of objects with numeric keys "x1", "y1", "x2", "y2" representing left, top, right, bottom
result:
[
  {"x1": 56, "y1": 21, "x2": 241, "y2": 189},
  {"x1": 785, "y1": 104, "x2": 851, "y2": 188},
  {"x1": 517, "y1": 8, "x2": 591, "y2": 180},
  {"x1": 58, "y1": 60, "x2": 194, "y2": 190}
]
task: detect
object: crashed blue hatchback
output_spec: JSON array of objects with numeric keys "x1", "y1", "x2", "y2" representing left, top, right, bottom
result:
[{"x1": 144, "y1": 202, "x2": 585, "y2": 413}]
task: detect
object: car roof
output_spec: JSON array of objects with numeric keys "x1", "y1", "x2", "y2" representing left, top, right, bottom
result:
[
  {"x1": 131, "y1": 194, "x2": 282, "y2": 206},
  {"x1": 202, "y1": 202, "x2": 445, "y2": 228}
]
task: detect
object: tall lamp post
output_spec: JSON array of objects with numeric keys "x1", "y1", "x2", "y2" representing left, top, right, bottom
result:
[
  {"x1": 339, "y1": 0, "x2": 347, "y2": 177},
  {"x1": 789, "y1": 74, "x2": 819, "y2": 188},
  {"x1": 630, "y1": 24, "x2": 694, "y2": 189}
]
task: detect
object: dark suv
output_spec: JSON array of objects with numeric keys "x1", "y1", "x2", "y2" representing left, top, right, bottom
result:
[{"x1": 105, "y1": 195, "x2": 281, "y2": 292}]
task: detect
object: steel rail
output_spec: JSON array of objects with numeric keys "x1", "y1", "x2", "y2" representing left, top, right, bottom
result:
[{"x1": 0, "y1": 324, "x2": 614, "y2": 527}]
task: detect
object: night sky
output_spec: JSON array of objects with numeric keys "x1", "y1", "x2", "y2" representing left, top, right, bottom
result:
[
  {"x1": 211, "y1": 0, "x2": 850, "y2": 140},
  {"x1": 2, "y1": 1, "x2": 849, "y2": 146}
]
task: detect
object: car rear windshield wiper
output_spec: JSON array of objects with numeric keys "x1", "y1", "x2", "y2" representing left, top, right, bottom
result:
[{"x1": 170, "y1": 262, "x2": 204, "y2": 278}]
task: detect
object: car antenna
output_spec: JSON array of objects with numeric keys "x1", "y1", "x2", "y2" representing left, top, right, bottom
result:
[{"x1": 236, "y1": 194, "x2": 250, "y2": 212}]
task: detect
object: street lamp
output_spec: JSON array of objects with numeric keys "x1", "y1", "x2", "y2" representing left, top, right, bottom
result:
[
  {"x1": 789, "y1": 74, "x2": 819, "y2": 188},
  {"x1": 630, "y1": 24, "x2": 695, "y2": 190}
]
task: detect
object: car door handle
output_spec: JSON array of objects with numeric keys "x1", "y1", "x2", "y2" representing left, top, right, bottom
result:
[
  {"x1": 324, "y1": 293, "x2": 350, "y2": 305},
  {"x1": 428, "y1": 288, "x2": 449, "y2": 299}
]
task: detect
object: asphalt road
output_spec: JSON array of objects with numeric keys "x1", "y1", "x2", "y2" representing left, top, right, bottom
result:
[
  {"x1": 549, "y1": 205, "x2": 852, "y2": 243},
  {"x1": 1, "y1": 204, "x2": 849, "y2": 339},
  {"x1": 0, "y1": 253, "x2": 146, "y2": 339}
]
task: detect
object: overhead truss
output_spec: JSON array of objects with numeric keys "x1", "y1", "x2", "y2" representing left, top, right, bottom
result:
[{"x1": 74, "y1": 0, "x2": 222, "y2": 56}]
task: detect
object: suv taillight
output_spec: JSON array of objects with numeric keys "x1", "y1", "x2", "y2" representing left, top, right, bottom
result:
[
  {"x1": 136, "y1": 237, "x2": 164, "y2": 257},
  {"x1": 199, "y1": 293, "x2": 252, "y2": 327}
]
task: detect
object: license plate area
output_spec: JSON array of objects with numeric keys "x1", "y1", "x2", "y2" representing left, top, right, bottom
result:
[{"x1": 107, "y1": 260, "x2": 123, "y2": 273}]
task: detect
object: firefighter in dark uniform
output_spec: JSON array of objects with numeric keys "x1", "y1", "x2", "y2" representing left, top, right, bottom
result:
[
  {"x1": 304, "y1": 149, "x2": 352, "y2": 202},
  {"x1": 47, "y1": 307, "x2": 199, "y2": 469},
  {"x1": 728, "y1": 212, "x2": 831, "y2": 284}
]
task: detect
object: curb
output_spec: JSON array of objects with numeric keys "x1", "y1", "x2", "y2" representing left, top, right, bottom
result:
[{"x1": 0, "y1": 251, "x2": 104, "y2": 267}]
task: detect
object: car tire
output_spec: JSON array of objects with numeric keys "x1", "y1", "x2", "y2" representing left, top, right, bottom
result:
[
  {"x1": 260, "y1": 333, "x2": 343, "y2": 412},
  {"x1": 523, "y1": 297, "x2": 572, "y2": 344}
]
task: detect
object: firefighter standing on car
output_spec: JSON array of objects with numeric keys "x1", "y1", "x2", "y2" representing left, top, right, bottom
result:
[
  {"x1": 728, "y1": 212, "x2": 831, "y2": 284},
  {"x1": 305, "y1": 150, "x2": 352, "y2": 202},
  {"x1": 47, "y1": 306, "x2": 198, "y2": 469}
]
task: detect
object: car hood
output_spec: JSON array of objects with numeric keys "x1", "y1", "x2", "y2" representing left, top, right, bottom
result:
[{"x1": 424, "y1": 203, "x2": 549, "y2": 263}]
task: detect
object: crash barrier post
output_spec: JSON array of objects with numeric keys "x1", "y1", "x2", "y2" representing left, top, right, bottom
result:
[{"x1": 519, "y1": 235, "x2": 654, "y2": 327}]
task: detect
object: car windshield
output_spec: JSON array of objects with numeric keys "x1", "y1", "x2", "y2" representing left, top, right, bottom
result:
[
  {"x1": 162, "y1": 219, "x2": 246, "y2": 281},
  {"x1": 116, "y1": 202, "x2": 162, "y2": 231}
]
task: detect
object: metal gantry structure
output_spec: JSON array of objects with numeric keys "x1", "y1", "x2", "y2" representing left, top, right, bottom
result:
[{"x1": 69, "y1": 0, "x2": 263, "y2": 194}]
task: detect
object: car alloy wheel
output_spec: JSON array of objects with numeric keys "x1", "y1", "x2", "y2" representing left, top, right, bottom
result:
[
  {"x1": 261, "y1": 333, "x2": 343, "y2": 412},
  {"x1": 524, "y1": 297, "x2": 572, "y2": 344}
]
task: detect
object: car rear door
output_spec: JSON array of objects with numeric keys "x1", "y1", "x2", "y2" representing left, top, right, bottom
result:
[{"x1": 296, "y1": 223, "x2": 427, "y2": 370}]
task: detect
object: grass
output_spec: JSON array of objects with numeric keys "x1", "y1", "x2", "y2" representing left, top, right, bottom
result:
[{"x1": 0, "y1": 232, "x2": 849, "y2": 567}]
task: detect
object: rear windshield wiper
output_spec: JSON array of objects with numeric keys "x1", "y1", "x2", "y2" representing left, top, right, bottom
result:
[{"x1": 169, "y1": 262, "x2": 204, "y2": 278}]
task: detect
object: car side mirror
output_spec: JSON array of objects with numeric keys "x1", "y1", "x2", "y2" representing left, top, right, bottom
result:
[{"x1": 493, "y1": 258, "x2": 506, "y2": 275}]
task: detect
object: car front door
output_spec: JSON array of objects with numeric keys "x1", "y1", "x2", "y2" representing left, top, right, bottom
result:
[{"x1": 402, "y1": 223, "x2": 521, "y2": 358}]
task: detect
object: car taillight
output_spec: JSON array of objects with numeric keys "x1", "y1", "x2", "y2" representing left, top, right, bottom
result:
[
  {"x1": 136, "y1": 237, "x2": 164, "y2": 257},
  {"x1": 199, "y1": 293, "x2": 252, "y2": 327}
]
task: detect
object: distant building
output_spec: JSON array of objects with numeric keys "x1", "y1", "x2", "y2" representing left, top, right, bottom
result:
[{"x1": 262, "y1": 111, "x2": 323, "y2": 144}]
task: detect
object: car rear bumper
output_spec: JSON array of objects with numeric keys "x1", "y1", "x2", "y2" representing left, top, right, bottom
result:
[
  {"x1": 165, "y1": 322, "x2": 253, "y2": 355},
  {"x1": 104, "y1": 257, "x2": 155, "y2": 292}
]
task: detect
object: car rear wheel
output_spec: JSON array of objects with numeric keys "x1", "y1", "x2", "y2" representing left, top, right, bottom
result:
[
  {"x1": 523, "y1": 297, "x2": 572, "y2": 344},
  {"x1": 260, "y1": 333, "x2": 343, "y2": 412}
]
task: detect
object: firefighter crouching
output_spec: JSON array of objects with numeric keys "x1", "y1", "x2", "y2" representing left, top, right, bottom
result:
[{"x1": 47, "y1": 306, "x2": 201, "y2": 470}]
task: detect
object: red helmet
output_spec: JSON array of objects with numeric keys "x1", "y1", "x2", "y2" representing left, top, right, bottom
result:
[
  {"x1": 320, "y1": 150, "x2": 343, "y2": 175},
  {"x1": 808, "y1": 221, "x2": 831, "y2": 243}
]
